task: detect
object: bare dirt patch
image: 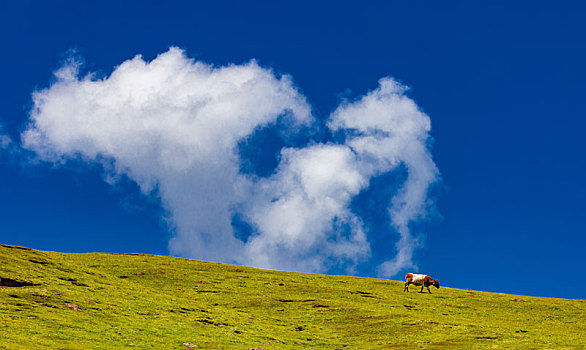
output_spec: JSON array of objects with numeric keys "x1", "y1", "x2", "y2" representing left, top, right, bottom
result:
[{"x1": 65, "y1": 303, "x2": 82, "y2": 311}]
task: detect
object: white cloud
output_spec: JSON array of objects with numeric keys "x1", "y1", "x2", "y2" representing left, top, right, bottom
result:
[
  {"x1": 0, "y1": 125, "x2": 18, "y2": 161},
  {"x1": 0, "y1": 134, "x2": 12, "y2": 150},
  {"x1": 23, "y1": 47, "x2": 312, "y2": 264},
  {"x1": 329, "y1": 78, "x2": 439, "y2": 275},
  {"x1": 22, "y1": 48, "x2": 438, "y2": 276},
  {"x1": 0, "y1": 123, "x2": 13, "y2": 150},
  {"x1": 242, "y1": 144, "x2": 370, "y2": 272}
]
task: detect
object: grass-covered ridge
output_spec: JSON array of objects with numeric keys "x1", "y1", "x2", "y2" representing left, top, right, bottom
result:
[{"x1": 0, "y1": 244, "x2": 584, "y2": 349}]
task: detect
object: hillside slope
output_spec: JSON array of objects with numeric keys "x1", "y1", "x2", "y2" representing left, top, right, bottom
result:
[{"x1": 0, "y1": 244, "x2": 584, "y2": 349}]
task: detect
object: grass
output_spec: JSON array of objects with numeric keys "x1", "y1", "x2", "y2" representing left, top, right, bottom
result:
[{"x1": 0, "y1": 244, "x2": 584, "y2": 349}]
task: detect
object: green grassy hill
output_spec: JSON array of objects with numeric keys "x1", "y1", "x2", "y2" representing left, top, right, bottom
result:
[{"x1": 0, "y1": 244, "x2": 584, "y2": 349}]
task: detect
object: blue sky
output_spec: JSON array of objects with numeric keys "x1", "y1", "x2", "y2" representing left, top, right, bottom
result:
[{"x1": 1, "y1": 1, "x2": 585, "y2": 299}]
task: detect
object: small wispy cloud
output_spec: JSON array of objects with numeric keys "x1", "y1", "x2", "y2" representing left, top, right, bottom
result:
[
  {"x1": 21, "y1": 48, "x2": 439, "y2": 276},
  {"x1": 0, "y1": 134, "x2": 12, "y2": 150},
  {"x1": 0, "y1": 125, "x2": 19, "y2": 162}
]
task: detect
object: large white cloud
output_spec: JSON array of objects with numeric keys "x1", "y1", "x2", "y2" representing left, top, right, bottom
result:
[
  {"x1": 22, "y1": 48, "x2": 438, "y2": 276},
  {"x1": 23, "y1": 48, "x2": 312, "y2": 263}
]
